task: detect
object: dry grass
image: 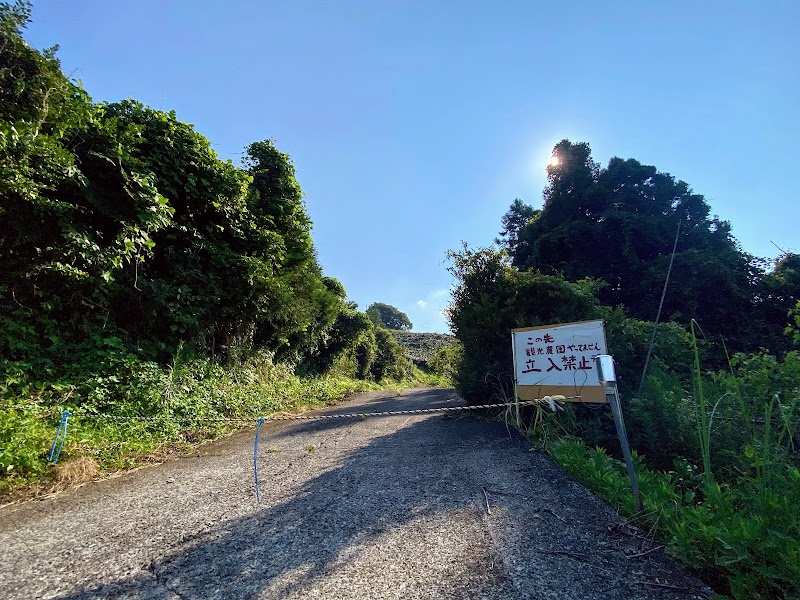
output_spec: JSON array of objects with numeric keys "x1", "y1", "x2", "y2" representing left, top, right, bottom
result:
[
  {"x1": 52, "y1": 456, "x2": 100, "y2": 488},
  {"x1": 0, "y1": 456, "x2": 102, "y2": 507}
]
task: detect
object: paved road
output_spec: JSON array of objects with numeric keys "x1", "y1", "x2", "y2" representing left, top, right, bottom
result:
[{"x1": 0, "y1": 388, "x2": 709, "y2": 599}]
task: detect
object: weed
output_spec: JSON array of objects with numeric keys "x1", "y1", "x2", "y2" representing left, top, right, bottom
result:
[
  {"x1": 517, "y1": 343, "x2": 800, "y2": 599},
  {"x1": 1, "y1": 353, "x2": 432, "y2": 499}
]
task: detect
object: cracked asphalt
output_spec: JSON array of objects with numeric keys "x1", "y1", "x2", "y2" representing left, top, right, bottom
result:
[{"x1": 0, "y1": 387, "x2": 710, "y2": 599}]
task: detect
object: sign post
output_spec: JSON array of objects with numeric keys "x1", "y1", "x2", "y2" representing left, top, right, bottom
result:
[
  {"x1": 511, "y1": 331, "x2": 521, "y2": 425},
  {"x1": 595, "y1": 355, "x2": 643, "y2": 513},
  {"x1": 511, "y1": 320, "x2": 643, "y2": 513}
]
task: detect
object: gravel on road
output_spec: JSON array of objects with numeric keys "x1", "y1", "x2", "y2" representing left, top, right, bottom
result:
[{"x1": 0, "y1": 387, "x2": 710, "y2": 599}]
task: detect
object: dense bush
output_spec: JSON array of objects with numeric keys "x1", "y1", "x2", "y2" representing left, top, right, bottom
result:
[
  {"x1": 538, "y1": 343, "x2": 800, "y2": 600},
  {"x1": 445, "y1": 244, "x2": 695, "y2": 402},
  {"x1": 551, "y1": 348, "x2": 800, "y2": 600},
  {"x1": 445, "y1": 244, "x2": 605, "y2": 404},
  {"x1": 429, "y1": 338, "x2": 463, "y2": 385},
  {"x1": 446, "y1": 240, "x2": 800, "y2": 597},
  {"x1": 372, "y1": 328, "x2": 413, "y2": 381},
  {"x1": 0, "y1": 3, "x2": 344, "y2": 372},
  {"x1": 0, "y1": 349, "x2": 388, "y2": 497}
]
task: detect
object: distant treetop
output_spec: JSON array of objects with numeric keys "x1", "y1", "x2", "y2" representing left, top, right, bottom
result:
[{"x1": 366, "y1": 303, "x2": 412, "y2": 331}]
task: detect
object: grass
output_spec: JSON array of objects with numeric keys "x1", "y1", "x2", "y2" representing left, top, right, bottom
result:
[
  {"x1": 0, "y1": 350, "x2": 434, "y2": 503},
  {"x1": 547, "y1": 437, "x2": 800, "y2": 600},
  {"x1": 506, "y1": 336, "x2": 800, "y2": 599}
]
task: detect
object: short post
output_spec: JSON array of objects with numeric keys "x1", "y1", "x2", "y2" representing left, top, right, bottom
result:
[{"x1": 595, "y1": 355, "x2": 643, "y2": 513}]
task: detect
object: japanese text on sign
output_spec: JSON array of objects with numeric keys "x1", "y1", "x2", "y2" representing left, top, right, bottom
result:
[{"x1": 512, "y1": 320, "x2": 607, "y2": 388}]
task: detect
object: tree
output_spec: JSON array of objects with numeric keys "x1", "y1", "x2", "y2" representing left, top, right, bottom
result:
[
  {"x1": 445, "y1": 244, "x2": 605, "y2": 403},
  {"x1": 0, "y1": 5, "x2": 347, "y2": 373},
  {"x1": 1, "y1": 6, "x2": 175, "y2": 361},
  {"x1": 97, "y1": 100, "x2": 257, "y2": 355},
  {"x1": 753, "y1": 253, "x2": 800, "y2": 353},
  {"x1": 242, "y1": 139, "x2": 341, "y2": 360},
  {"x1": 366, "y1": 302, "x2": 412, "y2": 330},
  {"x1": 496, "y1": 199, "x2": 539, "y2": 258},
  {"x1": 507, "y1": 139, "x2": 772, "y2": 354}
]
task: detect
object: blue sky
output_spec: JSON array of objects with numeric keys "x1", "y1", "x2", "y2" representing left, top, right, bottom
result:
[{"x1": 26, "y1": 1, "x2": 799, "y2": 333}]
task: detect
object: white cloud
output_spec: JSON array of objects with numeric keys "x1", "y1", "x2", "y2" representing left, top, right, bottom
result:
[{"x1": 408, "y1": 288, "x2": 452, "y2": 333}]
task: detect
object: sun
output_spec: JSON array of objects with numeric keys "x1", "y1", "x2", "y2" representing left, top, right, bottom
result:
[{"x1": 549, "y1": 155, "x2": 560, "y2": 167}]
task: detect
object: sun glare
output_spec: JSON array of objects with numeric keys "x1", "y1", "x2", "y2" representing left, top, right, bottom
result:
[{"x1": 549, "y1": 155, "x2": 560, "y2": 167}]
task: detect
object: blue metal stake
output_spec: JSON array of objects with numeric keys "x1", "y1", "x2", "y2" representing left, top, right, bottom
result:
[
  {"x1": 48, "y1": 411, "x2": 71, "y2": 465},
  {"x1": 253, "y1": 418, "x2": 265, "y2": 503}
]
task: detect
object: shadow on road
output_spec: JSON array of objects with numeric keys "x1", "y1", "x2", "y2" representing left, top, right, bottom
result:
[
  {"x1": 51, "y1": 388, "x2": 706, "y2": 600},
  {"x1": 56, "y1": 391, "x2": 520, "y2": 599}
]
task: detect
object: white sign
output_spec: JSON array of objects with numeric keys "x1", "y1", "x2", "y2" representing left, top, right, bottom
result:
[{"x1": 512, "y1": 320, "x2": 607, "y2": 388}]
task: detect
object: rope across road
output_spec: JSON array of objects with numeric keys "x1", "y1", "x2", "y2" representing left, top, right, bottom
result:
[
  {"x1": 70, "y1": 396, "x2": 579, "y2": 423},
  {"x1": 44, "y1": 394, "x2": 579, "y2": 502}
]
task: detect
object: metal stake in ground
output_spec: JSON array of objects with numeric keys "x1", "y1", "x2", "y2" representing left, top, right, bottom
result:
[{"x1": 595, "y1": 355, "x2": 643, "y2": 513}]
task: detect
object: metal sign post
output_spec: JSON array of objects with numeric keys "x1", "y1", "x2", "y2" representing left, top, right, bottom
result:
[
  {"x1": 509, "y1": 323, "x2": 643, "y2": 512},
  {"x1": 595, "y1": 355, "x2": 643, "y2": 513},
  {"x1": 511, "y1": 331, "x2": 521, "y2": 425}
]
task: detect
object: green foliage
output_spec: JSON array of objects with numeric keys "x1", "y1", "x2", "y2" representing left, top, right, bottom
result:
[
  {"x1": 550, "y1": 435, "x2": 800, "y2": 600},
  {"x1": 549, "y1": 439, "x2": 647, "y2": 514},
  {"x1": 445, "y1": 243, "x2": 693, "y2": 410},
  {"x1": 302, "y1": 305, "x2": 412, "y2": 382},
  {"x1": 446, "y1": 243, "x2": 605, "y2": 404},
  {"x1": 543, "y1": 348, "x2": 800, "y2": 599},
  {"x1": 627, "y1": 369, "x2": 698, "y2": 470},
  {"x1": 757, "y1": 253, "x2": 800, "y2": 350},
  {"x1": 500, "y1": 139, "x2": 796, "y2": 357},
  {"x1": 429, "y1": 339, "x2": 464, "y2": 385},
  {"x1": 476, "y1": 139, "x2": 800, "y2": 598},
  {"x1": 1, "y1": 6, "x2": 175, "y2": 359},
  {"x1": 691, "y1": 321, "x2": 715, "y2": 487},
  {"x1": 372, "y1": 328, "x2": 413, "y2": 381},
  {"x1": 242, "y1": 139, "x2": 342, "y2": 360},
  {"x1": 704, "y1": 351, "x2": 800, "y2": 483},
  {"x1": 0, "y1": 8, "x2": 348, "y2": 378},
  {"x1": 787, "y1": 300, "x2": 800, "y2": 344},
  {"x1": 0, "y1": 347, "x2": 435, "y2": 498},
  {"x1": 307, "y1": 307, "x2": 376, "y2": 378},
  {"x1": 366, "y1": 302, "x2": 412, "y2": 331},
  {"x1": 0, "y1": 404, "x2": 53, "y2": 482},
  {"x1": 495, "y1": 198, "x2": 540, "y2": 258},
  {"x1": 452, "y1": 235, "x2": 800, "y2": 597},
  {"x1": 0, "y1": 5, "x2": 433, "y2": 501}
]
